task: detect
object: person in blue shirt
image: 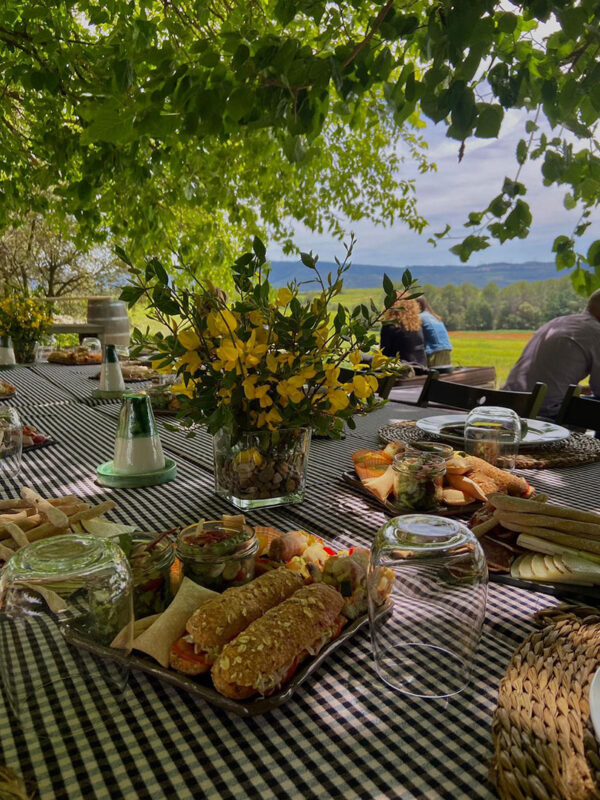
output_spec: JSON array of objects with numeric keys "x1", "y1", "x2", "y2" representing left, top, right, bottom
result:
[{"x1": 417, "y1": 296, "x2": 452, "y2": 366}]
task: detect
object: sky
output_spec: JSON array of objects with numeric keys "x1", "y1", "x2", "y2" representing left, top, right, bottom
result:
[{"x1": 269, "y1": 108, "x2": 595, "y2": 269}]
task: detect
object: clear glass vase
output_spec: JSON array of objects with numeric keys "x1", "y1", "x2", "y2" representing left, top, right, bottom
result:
[
  {"x1": 213, "y1": 427, "x2": 311, "y2": 509},
  {"x1": 11, "y1": 338, "x2": 38, "y2": 364}
]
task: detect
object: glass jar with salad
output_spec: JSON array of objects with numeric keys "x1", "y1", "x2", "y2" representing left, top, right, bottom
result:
[
  {"x1": 176, "y1": 521, "x2": 258, "y2": 591},
  {"x1": 129, "y1": 532, "x2": 176, "y2": 619},
  {"x1": 390, "y1": 453, "x2": 446, "y2": 512}
]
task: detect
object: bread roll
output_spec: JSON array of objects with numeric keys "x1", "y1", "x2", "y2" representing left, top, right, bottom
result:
[
  {"x1": 211, "y1": 583, "x2": 344, "y2": 699},
  {"x1": 185, "y1": 568, "x2": 303, "y2": 651}
]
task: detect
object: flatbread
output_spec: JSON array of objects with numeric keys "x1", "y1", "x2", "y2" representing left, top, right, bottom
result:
[{"x1": 132, "y1": 577, "x2": 217, "y2": 667}]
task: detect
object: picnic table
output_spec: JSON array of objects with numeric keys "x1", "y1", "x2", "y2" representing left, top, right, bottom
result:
[{"x1": 0, "y1": 364, "x2": 598, "y2": 800}]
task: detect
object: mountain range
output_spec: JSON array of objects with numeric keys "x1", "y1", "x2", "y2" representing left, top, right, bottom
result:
[{"x1": 268, "y1": 260, "x2": 560, "y2": 289}]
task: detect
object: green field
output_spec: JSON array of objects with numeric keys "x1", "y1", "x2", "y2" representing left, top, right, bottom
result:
[{"x1": 448, "y1": 331, "x2": 531, "y2": 386}]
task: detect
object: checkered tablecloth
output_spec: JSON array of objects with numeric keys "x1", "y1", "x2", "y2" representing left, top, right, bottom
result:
[{"x1": 1, "y1": 367, "x2": 598, "y2": 800}]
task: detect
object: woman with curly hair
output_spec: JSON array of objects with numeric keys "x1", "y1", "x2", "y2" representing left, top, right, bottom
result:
[{"x1": 380, "y1": 291, "x2": 427, "y2": 366}]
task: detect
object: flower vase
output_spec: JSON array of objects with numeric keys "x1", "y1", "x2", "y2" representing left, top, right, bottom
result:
[
  {"x1": 11, "y1": 339, "x2": 38, "y2": 365},
  {"x1": 213, "y1": 427, "x2": 311, "y2": 509}
]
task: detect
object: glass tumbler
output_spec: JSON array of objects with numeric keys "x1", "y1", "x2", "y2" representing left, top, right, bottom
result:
[
  {"x1": 464, "y1": 405, "x2": 522, "y2": 470},
  {"x1": 0, "y1": 407, "x2": 22, "y2": 479},
  {"x1": 0, "y1": 535, "x2": 133, "y2": 733},
  {"x1": 368, "y1": 515, "x2": 488, "y2": 698}
]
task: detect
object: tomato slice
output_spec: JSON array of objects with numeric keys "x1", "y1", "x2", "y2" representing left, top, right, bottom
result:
[{"x1": 172, "y1": 639, "x2": 210, "y2": 668}]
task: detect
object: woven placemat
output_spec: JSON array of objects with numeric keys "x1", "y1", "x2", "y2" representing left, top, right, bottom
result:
[
  {"x1": 491, "y1": 606, "x2": 600, "y2": 800},
  {"x1": 377, "y1": 421, "x2": 600, "y2": 469}
]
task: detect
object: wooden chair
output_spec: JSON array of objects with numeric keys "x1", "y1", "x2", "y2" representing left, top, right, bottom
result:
[
  {"x1": 556, "y1": 385, "x2": 600, "y2": 432},
  {"x1": 416, "y1": 372, "x2": 547, "y2": 418}
]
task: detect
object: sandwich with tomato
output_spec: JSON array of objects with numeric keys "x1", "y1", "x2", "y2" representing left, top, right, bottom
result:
[
  {"x1": 169, "y1": 568, "x2": 303, "y2": 675},
  {"x1": 211, "y1": 583, "x2": 345, "y2": 699}
]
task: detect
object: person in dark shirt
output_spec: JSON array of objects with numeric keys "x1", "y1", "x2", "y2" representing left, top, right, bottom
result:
[{"x1": 380, "y1": 292, "x2": 427, "y2": 366}]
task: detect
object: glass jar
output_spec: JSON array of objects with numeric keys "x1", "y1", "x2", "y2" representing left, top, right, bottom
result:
[
  {"x1": 368, "y1": 515, "x2": 488, "y2": 698},
  {"x1": 464, "y1": 405, "x2": 522, "y2": 470},
  {"x1": 213, "y1": 427, "x2": 311, "y2": 509},
  {"x1": 390, "y1": 453, "x2": 446, "y2": 512},
  {"x1": 176, "y1": 520, "x2": 258, "y2": 591},
  {"x1": 128, "y1": 532, "x2": 176, "y2": 619}
]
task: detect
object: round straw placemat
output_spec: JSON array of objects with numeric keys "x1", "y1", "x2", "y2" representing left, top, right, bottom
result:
[
  {"x1": 377, "y1": 422, "x2": 600, "y2": 469},
  {"x1": 491, "y1": 606, "x2": 600, "y2": 800}
]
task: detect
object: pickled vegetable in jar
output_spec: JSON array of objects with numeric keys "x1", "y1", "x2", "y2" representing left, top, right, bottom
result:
[
  {"x1": 390, "y1": 453, "x2": 446, "y2": 512},
  {"x1": 176, "y1": 520, "x2": 258, "y2": 591},
  {"x1": 129, "y1": 533, "x2": 176, "y2": 619}
]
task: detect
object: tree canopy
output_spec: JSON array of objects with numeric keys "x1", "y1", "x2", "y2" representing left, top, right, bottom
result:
[{"x1": 1, "y1": 1, "x2": 599, "y2": 291}]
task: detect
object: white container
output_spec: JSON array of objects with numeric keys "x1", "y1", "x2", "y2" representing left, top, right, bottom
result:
[
  {"x1": 99, "y1": 344, "x2": 125, "y2": 392},
  {"x1": 113, "y1": 393, "x2": 165, "y2": 475},
  {"x1": 0, "y1": 336, "x2": 16, "y2": 366}
]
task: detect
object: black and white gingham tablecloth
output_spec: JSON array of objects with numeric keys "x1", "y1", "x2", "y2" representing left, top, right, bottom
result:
[{"x1": 1, "y1": 366, "x2": 598, "y2": 800}]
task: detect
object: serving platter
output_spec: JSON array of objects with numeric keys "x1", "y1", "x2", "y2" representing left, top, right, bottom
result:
[
  {"x1": 416, "y1": 414, "x2": 570, "y2": 450},
  {"x1": 66, "y1": 603, "x2": 387, "y2": 718},
  {"x1": 342, "y1": 469, "x2": 479, "y2": 517}
]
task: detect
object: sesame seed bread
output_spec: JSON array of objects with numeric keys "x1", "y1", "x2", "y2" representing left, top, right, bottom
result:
[
  {"x1": 185, "y1": 568, "x2": 303, "y2": 651},
  {"x1": 211, "y1": 583, "x2": 344, "y2": 699}
]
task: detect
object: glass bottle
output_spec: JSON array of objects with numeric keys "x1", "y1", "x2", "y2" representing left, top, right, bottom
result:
[{"x1": 113, "y1": 392, "x2": 165, "y2": 475}]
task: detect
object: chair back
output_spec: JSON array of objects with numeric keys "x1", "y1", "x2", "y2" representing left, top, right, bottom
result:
[
  {"x1": 556, "y1": 385, "x2": 600, "y2": 432},
  {"x1": 417, "y1": 373, "x2": 547, "y2": 418}
]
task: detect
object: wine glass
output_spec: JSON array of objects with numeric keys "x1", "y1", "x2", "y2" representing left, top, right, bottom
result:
[
  {"x1": 81, "y1": 337, "x2": 102, "y2": 354},
  {"x1": 0, "y1": 534, "x2": 133, "y2": 734},
  {"x1": 368, "y1": 514, "x2": 488, "y2": 698},
  {"x1": 464, "y1": 405, "x2": 522, "y2": 470},
  {"x1": 0, "y1": 407, "x2": 22, "y2": 480}
]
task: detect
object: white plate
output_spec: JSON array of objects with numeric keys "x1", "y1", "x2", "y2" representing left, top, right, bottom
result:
[
  {"x1": 590, "y1": 667, "x2": 600, "y2": 741},
  {"x1": 416, "y1": 414, "x2": 570, "y2": 451}
]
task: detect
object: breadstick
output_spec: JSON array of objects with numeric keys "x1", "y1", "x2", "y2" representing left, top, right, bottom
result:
[
  {"x1": 49, "y1": 496, "x2": 78, "y2": 506},
  {"x1": 25, "y1": 522, "x2": 69, "y2": 543},
  {"x1": 0, "y1": 522, "x2": 29, "y2": 549},
  {"x1": 0, "y1": 499, "x2": 28, "y2": 510},
  {"x1": 500, "y1": 522, "x2": 600, "y2": 555},
  {"x1": 0, "y1": 542, "x2": 15, "y2": 561},
  {"x1": 21, "y1": 488, "x2": 69, "y2": 529},
  {"x1": 68, "y1": 501, "x2": 116, "y2": 523},
  {"x1": 489, "y1": 494, "x2": 600, "y2": 525},
  {"x1": 497, "y1": 511, "x2": 600, "y2": 538}
]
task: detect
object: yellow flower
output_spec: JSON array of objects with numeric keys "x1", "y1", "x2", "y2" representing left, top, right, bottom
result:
[
  {"x1": 266, "y1": 352, "x2": 279, "y2": 373},
  {"x1": 206, "y1": 309, "x2": 238, "y2": 338},
  {"x1": 351, "y1": 375, "x2": 374, "y2": 400},
  {"x1": 349, "y1": 351, "x2": 362, "y2": 367},
  {"x1": 327, "y1": 388, "x2": 350, "y2": 412},
  {"x1": 277, "y1": 374, "x2": 305, "y2": 404},
  {"x1": 242, "y1": 375, "x2": 273, "y2": 407},
  {"x1": 178, "y1": 349, "x2": 203, "y2": 374},
  {"x1": 239, "y1": 330, "x2": 268, "y2": 369},
  {"x1": 315, "y1": 324, "x2": 330, "y2": 347},
  {"x1": 247, "y1": 310, "x2": 265, "y2": 327},
  {"x1": 276, "y1": 287, "x2": 293, "y2": 307},
  {"x1": 371, "y1": 350, "x2": 388, "y2": 370},
  {"x1": 298, "y1": 365, "x2": 316, "y2": 380},
  {"x1": 324, "y1": 364, "x2": 340, "y2": 387},
  {"x1": 178, "y1": 329, "x2": 201, "y2": 350},
  {"x1": 215, "y1": 339, "x2": 242, "y2": 372},
  {"x1": 257, "y1": 406, "x2": 283, "y2": 429},
  {"x1": 171, "y1": 381, "x2": 194, "y2": 398}
]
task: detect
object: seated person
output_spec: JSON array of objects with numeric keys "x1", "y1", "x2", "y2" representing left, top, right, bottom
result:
[
  {"x1": 417, "y1": 296, "x2": 452, "y2": 367},
  {"x1": 380, "y1": 293, "x2": 427, "y2": 367},
  {"x1": 503, "y1": 289, "x2": 600, "y2": 418}
]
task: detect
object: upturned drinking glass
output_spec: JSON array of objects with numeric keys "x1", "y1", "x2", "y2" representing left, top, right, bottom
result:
[
  {"x1": 464, "y1": 405, "x2": 522, "y2": 470},
  {"x1": 0, "y1": 407, "x2": 22, "y2": 480},
  {"x1": 368, "y1": 515, "x2": 488, "y2": 699},
  {"x1": 0, "y1": 535, "x2": 133, "y2": 732}
]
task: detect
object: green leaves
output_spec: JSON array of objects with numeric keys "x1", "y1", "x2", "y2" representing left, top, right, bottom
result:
[{"x1": 474, "y1": 104, "x2": 504, "y2": 138}]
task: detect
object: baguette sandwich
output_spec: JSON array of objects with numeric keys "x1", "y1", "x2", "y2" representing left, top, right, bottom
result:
[
  {"x1": 170, "y1": 568, "x2": 303, "y2": 675},
  {"x1": 211, "y1": 583, "x2": 345, "y2": 699}
]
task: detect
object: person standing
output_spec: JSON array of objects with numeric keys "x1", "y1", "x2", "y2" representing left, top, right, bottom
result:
[
  {"x1": 503, "y1": 289, "x2": 600, "y2": 418},
  {"x1": 417, "y1": 296, "x2": 453, "y2": 367},
  {"x1": 380, "y1": 292, "x2": 427, "y2": 366}
]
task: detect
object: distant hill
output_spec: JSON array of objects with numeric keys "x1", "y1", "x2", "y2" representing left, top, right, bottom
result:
[{"x1": 268, "y1": 260, "x2": 559, "y2": 289}]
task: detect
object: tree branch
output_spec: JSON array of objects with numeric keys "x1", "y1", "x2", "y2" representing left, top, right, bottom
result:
[{"x1": 341, "y1": 0, "x2": 395, "y2": 69}]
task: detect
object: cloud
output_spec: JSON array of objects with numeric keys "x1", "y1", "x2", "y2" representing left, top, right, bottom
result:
[{"x1": 270, "y1": 108, "x2": 597, "y2": 269}]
